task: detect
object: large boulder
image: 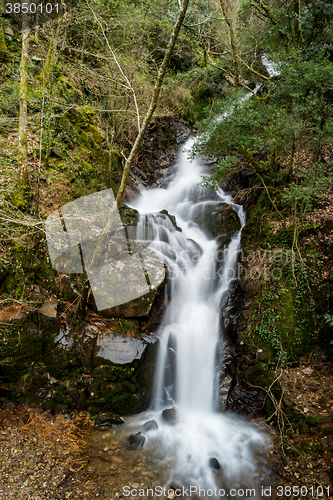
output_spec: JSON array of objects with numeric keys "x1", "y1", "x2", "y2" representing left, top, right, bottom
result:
[{"x1": 192, "y1": 202, "x2": 240, "y2": 242}]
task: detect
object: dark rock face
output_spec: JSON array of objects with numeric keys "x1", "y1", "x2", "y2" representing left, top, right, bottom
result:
[
  {"x1": 123, "y1": 431, "x2": 146, "y2": 450},
  {"x1": 132, "y1": 117, "x2": 192, "y2": 188},
  {"x1": 219, "y1": 165, "x2": 257, "y2": 208},
  {"x1": 192, "y1": 202, "x2": 240, "y2": 242},
  {"x1": 226, "y1": 382, "x2": 264, "y2": 416},
  {"x1": 161, "y1": 406, "x2": 179, "y2": 425},
  {"x1": 0, "y1": 118, "x2": 191, "y2": 417},
  {"x1": 0, "y1": 301, "x2": 160, "y2": 415},
  {"x1": 158, "y1": 210, "x2": 182, "y2": 232}
]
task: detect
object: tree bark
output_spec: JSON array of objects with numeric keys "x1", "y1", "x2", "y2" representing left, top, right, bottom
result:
[
  {"x1": 219, "y1": 0, "x2": 240, "y2": 92},
  {"x1": 292, "y1": 0, "x2": 302, "y2": 43},
  {"x1": 40, "y1": 19, "x2": 61, "y2": 86},
  {"x1": 250, "y1": 0, "x2": 277, "y2": 25},
  {"x1": 0, "y1": 16, "x2": 7, "y2": 59},
  {"x1": 17, "y1": 11, "x2": 30, "y2": 200}
]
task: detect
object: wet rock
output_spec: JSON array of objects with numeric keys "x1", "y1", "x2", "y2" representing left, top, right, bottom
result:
[
  {"x1": 91, "y1": 244, "x2": 166, "y2": 319},
  {"x1": 94, "y1": 414, "x2": 125, "y2": 428},
  {"x1": 118, "y1": 205, "x2": 140, "y2": 227},
  {"x1": 226, "y1": 382, "x2": 264, "y2": 417},
  {"x1": 168, "y1": 483, "x2": 183, "y2": 496},
  {"x1": 208, "y1": 457, "x2": 220, "y2": 470},
  {"x1": 161, "y1": 407, "x2": 179, "y2": 425},
  {"x1": 123, "y1": 431, "x2": 146, "y2": 450},
  {"x1": 222, "y1": 165, "x2": 257, "y2": 207},
  {"x1": 94, "y1": 333, "x2": 148, "y2": 365},
  {"x1": 136, "y1": 117, "x2": 191, "y2": 187},
  {"x1": 54, "y1": 328, "x2": 74, "y2": 350},
  {"x1": 159, "y1": 210, "x2": 182, "y2": 232},
  {"x1": 142, "y1": 420, "x2": 158, "y2": 432},
  {"x1": 193, "y1": 202, "x2": 240, "y2": 241},
  {"x1": 218, "y1": 375, "x2": 233, "y2": 411},
  {"x1": 220, "y1": 280, "x2": 244, "y2": 341}
]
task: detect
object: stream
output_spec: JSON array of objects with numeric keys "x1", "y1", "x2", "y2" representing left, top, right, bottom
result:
[{"x1": 115, "y1": 137, "x2": 268, "y2": 496}]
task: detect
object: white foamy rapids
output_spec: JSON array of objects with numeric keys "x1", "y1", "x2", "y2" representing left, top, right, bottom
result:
[
  {"x1": 131, "y1": 138, "x2": 267, "y2": 492},
  {"x1": 261, "y1": 53, "x2": 281, "y2": 78}
]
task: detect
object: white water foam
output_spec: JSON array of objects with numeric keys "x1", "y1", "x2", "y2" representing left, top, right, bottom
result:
[{"x1": 129, "y1": 137, "x2": 268, "y2": 494}]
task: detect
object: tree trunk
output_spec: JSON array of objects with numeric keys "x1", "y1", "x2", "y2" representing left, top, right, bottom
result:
[
  {"x1": 292, "y1": 0, "x2": 302, "y2": 43},
  {"x1": 0, "y1": 16, "x2": 7, "y2": 59},
  {"x1": 40, "y1": 19, "x2": 61, "y2": 86},
  {"x1": 219, "y1": 0, "x2": 240, "y2": 92},
  {"x1": 75, "y1": 0, "x2": 191, "y2": 320},
  {"x1": 17, "y1": 11, "x2": 30, "y2": 201}
]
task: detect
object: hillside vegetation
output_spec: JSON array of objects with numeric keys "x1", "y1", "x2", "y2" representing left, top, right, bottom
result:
[{"x1": 0, "y1": 0, "x2": 332, "y2": 423}]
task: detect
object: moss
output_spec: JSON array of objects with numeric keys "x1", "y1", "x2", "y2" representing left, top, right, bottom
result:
[{"x1": 305, "y1": 415, "x2": 325, "y2": 426}]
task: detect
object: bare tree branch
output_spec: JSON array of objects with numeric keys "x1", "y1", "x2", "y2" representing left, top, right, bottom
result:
[{"x1": 87, "y1": 0, "x2": 141, "y2": 132}]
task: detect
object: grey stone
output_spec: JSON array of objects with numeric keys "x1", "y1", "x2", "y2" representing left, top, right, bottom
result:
[
  {"x1": 123, "y1": 432, "x2": 146, "y2": 450},
  {"x1": 94, "y1": 414, "x2": 124, "y2": 428},
  {"x1": 142, "y1": 420, "x2": 158, "y2": 432},
  {"x1": 209, "y1": 457, "x2": 220, "y2": 470},
  {"x1": 219, "y1": 375, "x2": 233, "y2": 411},
  {"x1": 95, "y1": 333, "x2": 147, "y2": 365},
  {"x1": 161, "y1": 406, "x2": 179, "y2": 425}
]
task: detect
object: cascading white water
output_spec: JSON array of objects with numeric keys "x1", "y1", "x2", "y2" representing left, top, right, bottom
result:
[{"x1": 131, "y1": 137, "x2": 267, "y2": 494}]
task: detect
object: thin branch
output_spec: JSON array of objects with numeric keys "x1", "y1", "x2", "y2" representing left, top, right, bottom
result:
[
  {"x1": 184, "y1": 9, "x2": 220, "y2": 28},
  {"x1": 237, "y1": 55, "x2": 270, "y2": 81},
  {"x1": 86, "y1": 0, "x2": 141, "y2": 132}
]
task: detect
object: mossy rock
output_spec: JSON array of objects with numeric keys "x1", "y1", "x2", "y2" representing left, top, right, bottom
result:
[
  {"x1": 118, "y1": 204, "x2": 140, "y2": 227},
  {"x1": 192, "y1": 202, "x2": 240, "y2": 240}
]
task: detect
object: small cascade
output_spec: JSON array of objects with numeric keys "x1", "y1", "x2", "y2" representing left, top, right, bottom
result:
[{"x1": 130, "y1": 137, "x2": 267, "y2": 494}]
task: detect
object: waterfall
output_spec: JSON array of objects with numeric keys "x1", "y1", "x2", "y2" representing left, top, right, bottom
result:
[{"x1": 131, "y1": 137, "x2": 267, "y2": 493}]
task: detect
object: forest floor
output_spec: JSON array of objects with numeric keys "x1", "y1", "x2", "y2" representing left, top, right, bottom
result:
[{"x1": 0, "y1": 364, "x2": 333, "y2": 500}]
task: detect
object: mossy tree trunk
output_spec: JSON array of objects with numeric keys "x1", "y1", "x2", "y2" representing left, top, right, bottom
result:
[
  {"x1": 292, "y1": 0, "x2": 302, "y2": 44},
  {"x1": 0, "y1": 16, "x2": 8, "y2": 59},
  {"x1": 219, "y1": 0, "x2": 240, "y2": 92},
  {"x1": 75, "y1": 0, "x2": 191, "y2": 320},
  {"x1": 17, "y1": 12, "x2": 30, "y2": 203},
  {"x1": 40, "y1": 19, "x2": 61, "y2": 86}
]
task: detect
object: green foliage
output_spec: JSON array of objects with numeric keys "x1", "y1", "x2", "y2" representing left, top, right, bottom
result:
[
  {"x1": 324, "y1": 314, "x2": 333, "y2": 328},
  {"x1": 195, "y1": 50, "x2": 333, "y2": 218},
  {"x1": 249, "y1": 254, "x2": 323, "y2": 364}
]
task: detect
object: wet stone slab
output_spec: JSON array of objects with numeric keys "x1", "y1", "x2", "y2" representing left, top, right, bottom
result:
[{"x1": 95, "y1": 334, "x2": 148, "y2": 365}]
